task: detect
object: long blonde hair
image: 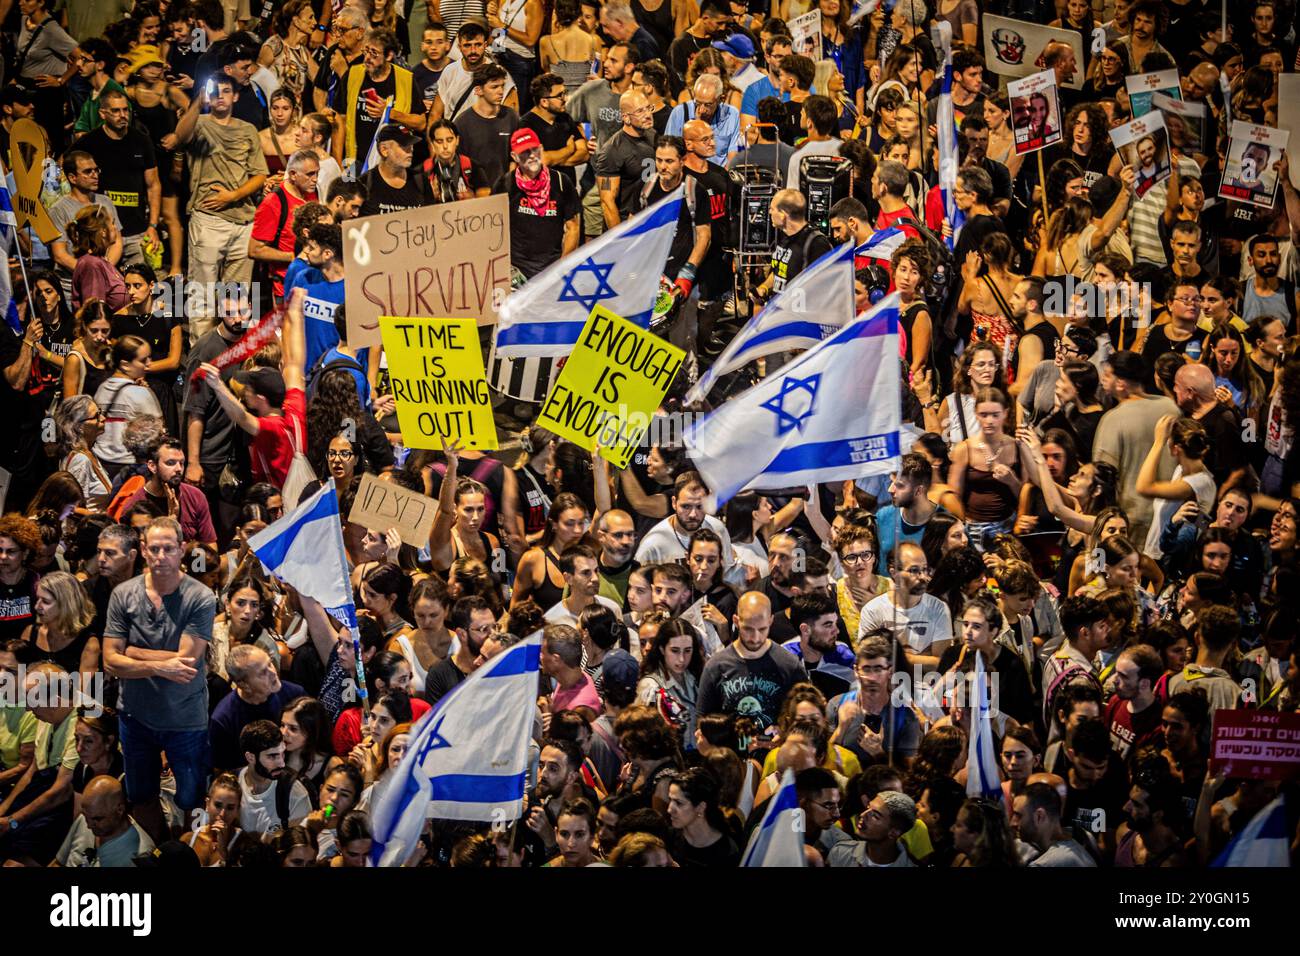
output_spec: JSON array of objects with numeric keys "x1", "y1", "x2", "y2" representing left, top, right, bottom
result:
[{"x1": 37, "y1": 570, "x2": 95, "y2": 638}]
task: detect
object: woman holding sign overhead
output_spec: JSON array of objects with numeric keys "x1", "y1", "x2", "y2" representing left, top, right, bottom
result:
[{"x1": 429, "y1": 440, "x2": 504, "y2": 581}]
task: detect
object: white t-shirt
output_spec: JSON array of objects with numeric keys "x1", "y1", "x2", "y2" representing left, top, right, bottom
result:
[
  {"x1": 92, "y1": 378, "x2": 162, "y2": 465},
  {"x1": 634, "y1": 515, "x2": 733, "y2": 566},
  {"x1": 1142, "y1": 466, "x2": 1216, "y2": 559},
  {"x1": 438, "y1": 57, "x2": 517, "y2": 120},
  {"x1": 238, "y1": 767, "x2": 312, "y2": 835},
  {"x1": 543, "y1": 594, "x2": 624, "y2": 629},
  {"x1": 787, "y1": 137, "x2": 843, "y2": 192},
  {"x1": 857, "y1": 592, "x2": 953, "y2": 656}
]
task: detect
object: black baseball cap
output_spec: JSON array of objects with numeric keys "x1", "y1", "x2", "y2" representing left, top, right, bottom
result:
[
  {"x1": 234, "y1": 367, "x2": 286, "y2": 407},
  {"x1": 375, "y1": 125, "x2": 418, "y2": 149}
]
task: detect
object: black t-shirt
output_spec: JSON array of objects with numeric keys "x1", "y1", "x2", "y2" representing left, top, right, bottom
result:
[
  {"x1": 500, "y1": 168, "x2": 581, "y2": 279},
  {"x1": 358, "y1": 166, "x2": 433, "y2": 216},
  {"x1": 667, "y1": 33, "x2": 715, "y2": 88},
  {"x1": 685, "y1": 162, "x2": 733, "y2": 296},
  {"x1": 668, "y1": 829, "x2": 741, "y2": 867},
  {"x1": 769, "y1": 225, "x2": 833, "y2": 293},
  {"x1": 593, "y1": 128, "x2": 655, "y2": 221},
  {"x1": 352, "y1": 70, "x2": 399, "y2": 164},
  {"x1": 0, "y1": 325, "x2": 57, "y2": 483},
  {"x1": 77, "y1": 126, "x2": 157, "y2": 236},
  {"x1": 1198, "y1": 402, "x2": 1246, "y2": 486},
  {"x1": 312, "y1": 44, "x2": 363, "y2": 109},
  {"x1": 696, "y1": 643, "x2": 808, "y2": 729},
  {"x1": 519, "y1": 110, "x2": 582, "y2": 189},
  {"x1": 1062, "y1": 753, "x2": 1129, "y2": 836},
  {"x1": 111, "y1": 311, "x2": 179, "y2": 390},
  {"x1": 424, "y1": 657, "x2": 469, "y2": 706},
  {"x1": 183, "y1": 329, "x2": 241, "y2": 467},
  {"x1": 411, "y1": 61, "x2": 444, "y2": 107},
  {"x1": 934, "y1": 644, "x2": 1036, "y2": 726},
  {"x1": 0, "y1": 570, "x2": 38, "y2": 642},
  {"x1": 454, "y1": 107, "x2": 520, "y2": 190}
]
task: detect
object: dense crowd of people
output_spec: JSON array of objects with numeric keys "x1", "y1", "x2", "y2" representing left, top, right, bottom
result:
[{"x1": 0, "y1": 0, "x2": 1297, "y2": 870}]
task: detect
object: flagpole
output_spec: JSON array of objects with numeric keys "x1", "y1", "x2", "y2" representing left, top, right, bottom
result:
[
  {"x1": 326, "y1": 477, "x2": 371, "y2": 719},
  {"x1": 1036, "y1": 152, "x2": 1050, "y2": 227}
]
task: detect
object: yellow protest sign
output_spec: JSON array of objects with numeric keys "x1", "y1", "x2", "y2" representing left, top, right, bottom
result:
[
  {"x1": 536, "y1": 307, "x2": 684, "y2": 468},
  {"x1": 380, "y1": 316, "x2": 499, "y2": 450},
  {"x1": 10, "y1": 118, "x2": 59, "y2": 244}
]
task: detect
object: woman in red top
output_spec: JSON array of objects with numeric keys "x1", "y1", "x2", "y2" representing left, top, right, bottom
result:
[{"x1": 331, "y1": 654, "x2": 430, "y2": 756}]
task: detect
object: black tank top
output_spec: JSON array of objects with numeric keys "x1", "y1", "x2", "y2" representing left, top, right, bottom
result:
[
  {"x1": 530, "y1": 548, "x2": 565, "y2": 609},
  {"x1": 630, "y1": 0, "x2": 674, "y2": 58}
]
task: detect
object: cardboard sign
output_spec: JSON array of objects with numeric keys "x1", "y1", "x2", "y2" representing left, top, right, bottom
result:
[
  {"x1": 342, "y1": 193, "x2": 511, "y2": 348},
  {"x1": 536, "y1": 307, "x2": 685, "y2": 468},
  {"x1": 1277, "y1": 74, "x2": 1300, "y2": 189},
  {"x1": 1125, "y1": 69, "x2": 1181, "y2": 118},
  {"x1": 1210, "y1": 709, "x2": 1300, "y2": 781},
  {"x1": 9, "y1": 118, "x2": 60, "y2": 243},
  {"x1": 983, "y1": 15, "x2": 1086, "y2": 90},
  {"x1": 347, "y1": 472, "x2": 437, "y2": 547},
  {"x1": 1008, "y1": 70, "x2": 1062, "y2": 156},
  {"x1": 1220, "y1": 121, "x2": 1290, "y2": 210},
  {"x1": 380, "y1": 316, "x2": 498, "y2": 450},
  {"x1": 1110, "y1": 113, "x2": 1171, "y2": 199},
  {"x1": 788, "y1": 9, "x2": 822, "y2": 58},
  {"x1": 1151, "y1": 92, "x2": 1207, "y2": 155}
]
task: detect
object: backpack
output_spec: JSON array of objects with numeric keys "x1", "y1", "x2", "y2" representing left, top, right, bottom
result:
[
  {"x1": 274, "y1": 773, "x2": 294, "y2": 831},
  {"x1": 306, "y1": 351, "x2": 365, "y2": 400}
]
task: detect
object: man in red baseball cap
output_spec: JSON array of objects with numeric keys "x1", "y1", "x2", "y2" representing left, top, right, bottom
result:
[{"x1": 503, "y1": 126, "x2": 581, "y2": 280}]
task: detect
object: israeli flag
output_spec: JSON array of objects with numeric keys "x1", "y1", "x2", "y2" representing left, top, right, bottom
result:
[
  {"x1": 0, "y1": 159, "x2": 21, "y2": 335},
  {"x1": 249, "y1": 479, "x2": 357, "y2": 628},
  {"x1": 687, "y1": 242, "x2": 855, "y2": 404},
  {"x1": 740, "y1": 769, "x2": 806, "y2": 867},
  {"x1": 361, "y1": 98, "x2": 394, "y2": 175},
  {"x1": 966, "y1": 649, "x2": 1002, "y2": 799},
  {"x1": 931, "y1": 21, "x2": 964, "y2": 250},
  {"x1": 684, "y1": 293, "x2": 902, "y2": 507},
  {"x1": 848, "y1": 0, "x2": 883, "y2": 26},
  {"x1": 857, "y1": 226, "x2": 909, "y2": 263},
  {"x1": 494, "y1": 187, "x2": 685, "y2": 358},
  {"x1": 1212, "y1": 796, "x2": 1290, "y2": 867},
  {"x1": 368, "y1": 634, "x2": 543, "y2": 866}
]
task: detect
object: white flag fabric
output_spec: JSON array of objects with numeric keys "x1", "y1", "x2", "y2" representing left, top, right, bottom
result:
[
  {"x1": 494, "y1": 188, "x2": 685, "y2": 358},
  {"x1": 740, "y1": 769, "x2": 806, "y2": 867},
  {"x1": 932, "y1": 21, "x2": 964, "y2": 250},
  {"x1": 368, "y1": 634, "x2": 543, "y2": 866},
  {"x1": 248, "y1": 479, "x2": 357, "y2": 627},
  {"x1": 687, "y1": 241, "x2": 855, "y2": 404},
  {"x1": 361, "y1": 99, "x2": 393, "y2": 175},
  {"x1": 684, "y1": 294, "x2": 903, "y2": 507},
  {"x1": 1212, "y1": 796, "x2": 1290, "y2": 867},
  {"x1": 966, "y1": 649, "x2": 1003, "y2": 799},
  {"x1": 0, "y1": 159, "x2": 22, "y2": 334},
  {"x1": 857, "y1": 225, "x2": 909, "y2": 263}
]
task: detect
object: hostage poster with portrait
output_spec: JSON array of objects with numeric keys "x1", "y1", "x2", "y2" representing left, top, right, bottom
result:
[
  {"x1": 1126, "y1": 69, "x2": 1181, "y2": 118},
  {"x1": 1109, "y1": 113, "x2": 1171, "y2": 199},
  {"x1": 1008, "y1": 69, "x2": 1062, "y2": 155},
  {"x1": 1219, "y1": 121, "x2": 1290, "y2": 209}
]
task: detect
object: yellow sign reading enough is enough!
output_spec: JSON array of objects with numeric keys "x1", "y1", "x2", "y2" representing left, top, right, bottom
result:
[
  {"x1": 537, "y1": 307, "x2": 684, "y2": 468},
  {"x1": 380, "y1": 316, "x2": 498, "y2": 450}
]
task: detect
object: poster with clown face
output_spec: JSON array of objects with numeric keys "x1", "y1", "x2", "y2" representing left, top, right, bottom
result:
[{"x1": 983, "y1": 15, "x2": 1086, "y2": 91}]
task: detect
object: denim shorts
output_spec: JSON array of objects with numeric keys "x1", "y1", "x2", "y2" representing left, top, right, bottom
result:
[{"x1": 119, "y1": 712, "x2": 210, "y2": 814}]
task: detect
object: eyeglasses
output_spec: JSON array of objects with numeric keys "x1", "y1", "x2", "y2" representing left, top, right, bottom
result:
[
  {"x1": 327, "y1": 449, "x2": 355, "y2": 461},
  {"x1": 841, "y1": 550, "x2": 875, "y2": 564},
  {"x1": 1172, "y1": 295, "x2": 1204, "y2": 304}
]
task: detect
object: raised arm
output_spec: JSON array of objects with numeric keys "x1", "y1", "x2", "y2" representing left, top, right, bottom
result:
[{"x1": 428, "y1": 440, "x2": 461, "y2": 571}]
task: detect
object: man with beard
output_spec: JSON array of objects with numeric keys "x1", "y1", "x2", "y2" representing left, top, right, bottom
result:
[
  {"x1": 593, "y1": 509, "x2": 638, "y2": 604},
  {"x1": 521, "y1": 738, "x2": 599, "y2": 866},
  {"x1": 638, "y1": 136, "x2": 711, "y2": 302},
  {"x1": 828, "y1": 633, "x2": 922, "y2": 767},
  {"x1": 756, "y1": 532, "x2": 803, "y2": 616},
  {"x1": 1014, "y1": 781, "x2": 1096, "y2": 867},
  {"x1": 209, "y1": 646, "x2": 305, "y2": 771},
  {"x1": 236, "y1": 720, "x2": 311, "y2": 835},
  {"x1": 697, "y1": 592, "x2": 807, "y2": 728},
  {"x1": 634, "y1": 471, "x2": 733, "y2": 566},
  {"x1": 874, "y1": 454, "x2": 939, "y2": 564},
  {"x1": 312, "y1": 5, "x2": 368, "y2": 112},
  {"x1": 1060, "y1": 719, "x2": 1126, "y2": 857},
  {"x1": 595, "y1": 89, "x2": 657, "y2": 229},
  {"x1": 1133, "y1": 135, "x2": 1162, "y2": 195},
  {"x1": 423, "y1": 596, "x2": 498, "y2": 706},
  {"x1": 1172, "y1": 362, "x2": 1246, "y2": 486},
  {"x1": 650, "y1": 562, "x2": 721, "y2": 656},
  {"x1": 76, "y1": 88, "x2": 161, "y2": 267},
  {"x1": 678, "y1": 117, "x2": 735, "y2": 356},
  {"x1": 1104, "y1": 644, "x2": 1164, "y2": 762},
  {"x1": 357, "y1": 126, "x2": 433, "y2": 217},
  {"x1": 781, "y1": 590, "x2": 854, "y2": 699},
  {"x1": 857, "y1": 541, "x2": 953, "y2": 672},
  {"x1": 342, "y1": 30, "x2": 423, "y2": 170},
  {"x1": 500, "y1": 127, "x2": 580, "y2": 280},
  {"x1": 1241, "y1": 234, "x2": 1296, "y2": 326},
  {"x1": 1116, "y1": 756, "x2": 1189, "y2": 867},
  {"x1": 116, "y1": 438, "x2": 216, "y2": 548},
  {"x1": 431, "y1": 20, "x2": 520, "y2": 123}
]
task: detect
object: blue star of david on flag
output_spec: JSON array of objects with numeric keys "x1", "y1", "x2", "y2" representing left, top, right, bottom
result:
[
  {"x1": 762, "y1": 373, "x2": 821, "y2": 435},
  {"x1": 557, "y1": 257, "x2": 617, "y2": 312},
  {"x1": 413, "y1": 712, "x2": 453, "y2": 763}
]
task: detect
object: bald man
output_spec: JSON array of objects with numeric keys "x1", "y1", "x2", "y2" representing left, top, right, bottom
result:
[
  {"x1": 54, "y1": 776, "x2": 154, "y2": 867},
  {"x1": 696, "y1": 591, "x2": 808, "y2": 731},
  {"x1": 1172, "y1": 362, "x2": 1246, "y2": 485},
  {"x1": 594, "y1": 89, "x2": 656, "y2": 228}
]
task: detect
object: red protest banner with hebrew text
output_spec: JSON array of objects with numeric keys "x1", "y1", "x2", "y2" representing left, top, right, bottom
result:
[{"x1": 1209, "y1": 709, "x2": 1300, "y2": 781}]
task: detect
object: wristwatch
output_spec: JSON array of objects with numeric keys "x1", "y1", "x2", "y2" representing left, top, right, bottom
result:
[{"x1": 8, "y1": 819, "x2": 19, "y2": 830}]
